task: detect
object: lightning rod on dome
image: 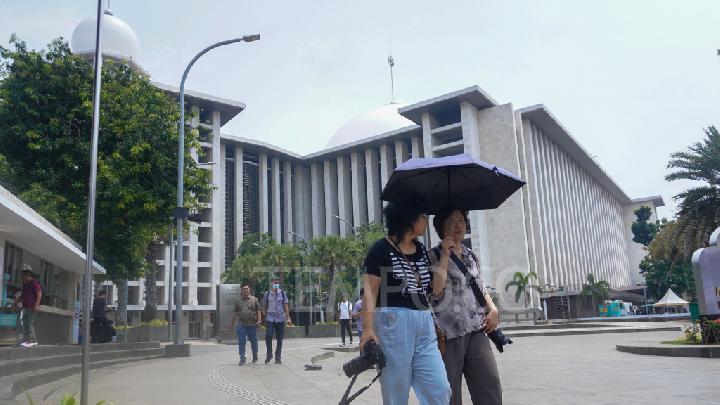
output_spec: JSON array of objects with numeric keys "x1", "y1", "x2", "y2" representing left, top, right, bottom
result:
[{"x1": 387, "y1": 41, "x2": 396, "y2": 104}]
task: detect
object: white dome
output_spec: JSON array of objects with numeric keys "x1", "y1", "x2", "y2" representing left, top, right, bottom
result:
[
  {"x1": 71, "y1": 11, "x2": 140, "y2": 67},
  {"x1": 325, "y1": 103, "x2": 415, "y2": 149}
]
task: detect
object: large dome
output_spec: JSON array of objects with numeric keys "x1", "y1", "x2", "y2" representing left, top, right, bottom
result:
[
  {"x1": 71, "y1": 10, "x2": 141, "y2": 68},
  {"x1": 325, "y1": 103, "x2": 415, "y2": 149}
]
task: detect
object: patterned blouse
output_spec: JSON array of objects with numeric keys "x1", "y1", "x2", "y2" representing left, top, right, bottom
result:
[{"x1": 428, "y1": 243, "x2": 487, "y2": 340}]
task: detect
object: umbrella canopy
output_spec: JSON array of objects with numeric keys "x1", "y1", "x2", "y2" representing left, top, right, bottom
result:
[
  {"x1": 380, "y1": 153, "x2": 525, "y2": 214},
  {"x1": 653, "y1": 288, "x2": 689, "y2": 307}
]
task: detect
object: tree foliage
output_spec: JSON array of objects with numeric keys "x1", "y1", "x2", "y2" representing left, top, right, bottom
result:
[
  {"x1": 631, "y1": 206, "x2": 660, "y2": 247},
  {"x1": 0, "y1": 36, "x2": 211, "y2": 283},
  {"x1": 579, "y1": 273, "x2": 610, "y2": 315},
  {"x1": 504, "y1": 271, "x2": 540, "y2": 307}
]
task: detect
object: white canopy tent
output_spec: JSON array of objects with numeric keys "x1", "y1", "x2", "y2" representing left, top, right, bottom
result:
[{"x1": 653, "y1": 288, "x2": 689, "y2": 308}]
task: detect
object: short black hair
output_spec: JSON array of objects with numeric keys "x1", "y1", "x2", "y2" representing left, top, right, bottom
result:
[
  {"x1": 98, "y1": 290, "x2": 106, "y2": 297},
  {"x1": 383, "y1": 194, "x2": 428, "y2": 239},
  {"x1": 433, "y1": 205, "x2": 469, "y2": 239},
  {"x1": 21, "y1": 270, "x2": 33, "y2": 277}
]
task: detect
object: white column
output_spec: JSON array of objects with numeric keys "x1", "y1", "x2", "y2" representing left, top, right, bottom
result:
[
  {"x1": 271, "y1": 157, "x2": 282, "y2": 242},
  {"x1": 310, "y1": 163, "x2": 325, "y2": 238},
  {"x1": 259, "y1": 153, "x2": 269, "y2": 234},
  {"x1": 211, "y1": 111, "x2": 225, "y2": 290},
  {"x1": 394, "y1": 140, "x2": 409, "y2": 166},
  {"x1": 365, "y1": 149, "x2": 381, "y2": 224},
  {"x1": 324, "y1": 160, "x2": 339, "y2": 235},
  {"x1": 411, "y1": 136, "x2": 423, "y2": 158},
  {"x1": 379, "y1": 144, "x2": 393, "y2": 190},
  {"x1": 337, "y1": 156, "x2": 353, "y2": 236},
  {"x1": 421, "y1": 112, "x2": 435, "y2": 158},
  {"x1": 234, "y1": 146, "x2": 244, "y2": 252},
  {"x1": 293, "y1": 165, "x2": 312, "y2": 241},
  {"x1": 283, "y1": 161, "x2": 293, "y2": 244},
  {"x1": 523, "y1": 122, "x2": 547, "y2": 284},
  {"x1": 351, "y1": 152, "x2": 368, "y2": 228}
]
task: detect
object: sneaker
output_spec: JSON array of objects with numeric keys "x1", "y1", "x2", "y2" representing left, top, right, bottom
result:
[
  {"x1": 252, "y1": 355, "x2": 258, "y2": 363},
  {"x1": 275, "y1": 358, "x2": 282, "y2": 364},
  {"x1": 239, "y1": 358, "x2": 246, "y2": 366},
  {"x1": 20, "y1": 342, "x2": 36, "y2": 348},
  {"x1": 265, "y1": 356, "x2": 272, "y2": 364}
]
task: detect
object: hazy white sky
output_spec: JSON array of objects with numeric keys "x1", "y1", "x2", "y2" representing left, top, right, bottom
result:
[{"x1": 2, "y1": 0, "x2": 719, "y2": 219}]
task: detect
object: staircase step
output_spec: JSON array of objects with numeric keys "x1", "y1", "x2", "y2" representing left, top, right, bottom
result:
[
  {"x1": 0, "y1": 347, "x2": 164, "y2": 378},
  {"x1": 0, "y1": 342, "x2": 160, "y2": 361},
  {"x1": 0, "y1": 354, "x2": 164, "y2": 403}
]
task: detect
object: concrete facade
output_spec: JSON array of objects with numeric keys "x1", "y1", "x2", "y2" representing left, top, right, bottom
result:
[{"x1": 133, "y1": 85, "x2": 663, "y2": 329}]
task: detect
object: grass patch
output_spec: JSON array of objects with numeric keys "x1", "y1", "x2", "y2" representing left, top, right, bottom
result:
[{"x1": 660, "y1": 337, "x2": 699, "y2": 345}]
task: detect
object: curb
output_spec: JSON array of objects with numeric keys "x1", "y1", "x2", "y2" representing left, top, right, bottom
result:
[
  {"x1": 506, "y1": 326, "x2": 681, "y2": 338},
  {"x1": 616, "y1": 344, "x2": 720, "y2": 358}
]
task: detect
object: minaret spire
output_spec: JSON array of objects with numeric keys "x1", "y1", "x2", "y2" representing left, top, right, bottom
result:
[{"x1": 387, "y1": 52, "x2": 395, "y2": 104}]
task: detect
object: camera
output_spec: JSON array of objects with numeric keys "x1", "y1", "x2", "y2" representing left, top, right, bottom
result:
[
  {"x1": 487, "y1": 329, "x2": 512, "y2": 353},
  {"x1": 342, "y1": 341, "x2": 386, "y2": 377}
]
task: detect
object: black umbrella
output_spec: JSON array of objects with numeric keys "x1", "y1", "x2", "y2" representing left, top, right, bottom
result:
[{"x1": 380, "y1": 153, "x2": 525, "y2": 214}]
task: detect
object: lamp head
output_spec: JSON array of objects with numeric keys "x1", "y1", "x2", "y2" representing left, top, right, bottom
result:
[{"x1": 243, "y1": 34, "x2": 261, "y2": 42}]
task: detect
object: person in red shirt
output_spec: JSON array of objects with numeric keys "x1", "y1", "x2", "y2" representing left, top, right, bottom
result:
[{"x1": 15, "y1": 268, "x2": 41, "y2": 347}]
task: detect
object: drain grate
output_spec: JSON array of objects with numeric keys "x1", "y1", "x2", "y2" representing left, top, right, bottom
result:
[{"x1": 208, "y1": 362, "x2": 292, "y2": 405}]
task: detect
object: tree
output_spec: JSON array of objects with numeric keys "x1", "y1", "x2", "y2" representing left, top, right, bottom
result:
[
  {"x1": 504, "y1": 271, "x2": 540, "y2": 307},
  {"x1": 345, "y1": 222, "x2": 385, "y2": 296},
  {"x1": 0, "y1": 37, "x2": 211, "y2": 324},
  {"x1": 223, "y1": 233, "x2": 274, "y2": 295},
  {"x1": 661, "y1": 126, "x2": 720, "y2": 257},
  {"x1": 631, "y1": 206, "x2": 661, "y2": 247},
  {"x1": 579, "y1": 273, "x2": 610, "y2": 315},
  {"x1": 308, "y1": 235, "x2": 351, "y2": 320}
]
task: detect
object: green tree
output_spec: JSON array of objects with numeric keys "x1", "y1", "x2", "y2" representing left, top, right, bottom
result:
[
  {"x1": 308, "y1": 235, "x2": 351, "y2": 320},
  {"x1": 661, "y1": 126, "x2": 720, "y2": 257},
  {"x1": 631, "y1": 206, "x2": 661, "y2": 247},
  {"x1": 0, "y1": 37, "x2": 211, "y2": 324},
  {"x1": 579, "y1": 273, "x2": 610, "y2": 315},
  {"x1": 345, "y1": 222, "x2": 385, "y2": 296},
  {"x1": 504, "y1": 271, "x2": 540, "y2": 307}
]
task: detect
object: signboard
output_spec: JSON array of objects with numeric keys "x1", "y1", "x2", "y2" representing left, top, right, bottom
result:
[
  {"x1": 216, "y1": 284, "x2": 241, "y2": 343},
  {"x1": 72, "y1": 300, "x2": 80, "y2": 344},
  {"x1": 693, "y1": 246, "x2": 720, "y2": 317}
]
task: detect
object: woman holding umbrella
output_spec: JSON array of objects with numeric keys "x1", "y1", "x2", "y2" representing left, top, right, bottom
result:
[
  {"x1": 360, "y1": 195, "x2": 451, "y2": 405},
  {"x1": 429, "y1": 206, "x2": 502, "y2": 405}
]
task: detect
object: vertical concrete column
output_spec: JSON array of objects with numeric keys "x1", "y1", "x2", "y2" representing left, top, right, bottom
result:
[
  {"x1": 310, "y1": 163, "x2": 325, "y2": 238},
  {"x1": 234, "y1": 146, "x2": 244, "y2": 253},
  {"x1": 474, "y1": 104, "x2": 530, "y2": 306},
  {"x1": 283, "y1": 161, "x2": 294, "y2": 243},
  {"x1": 337, "y1": 156, "x2": 353, "y2": 237},
  {"x1": 364, "y1": 149, "x2": 382, "y2": 224},
  {"x1": 350, "y1": 152, "x2": 368, "y2": 228},
  {"x1": 293, "y1": 165, "x2": 313, "y2": 241},
  {"x1": 324, "y1": 160, "x2": 340, "y2": 235},
  {"x1": 394, "y1": 140, "x2": 409, "y2": 166},
  {"x1": 210, "y1": 111, "x2": 225, "y2": 291},
  {"x1": 522, "y1": 121, "x2": 547, "y2": 284},
  {"x1": 421, "y1": 112, "x2": 436, "y2": 158},
  {"x1": 515, "y1": 114, "x2": 538, "y2": 304},
  {"x1": 379, "y1": 144, "x2": 393, "y2": 190},
  {"x1": 259, "y1": 153, "x2": 269, "y2": 234},
  {"x1": 411, "y1": 136, "x2": 423, "y2": 158},
  {"x1": 271, "y1": 157, "x2": 282, "y2": 242}
]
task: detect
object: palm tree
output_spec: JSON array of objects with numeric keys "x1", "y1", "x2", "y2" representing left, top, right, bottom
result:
[
  {"x1": 504, "y1": 271, "x2": 540, "y2": 307},
  {"x1": 579, "y1": 273, "x2": 610, "y2": 316},
  {"x1": 308, "y1": 235, "x2": 350, "y2": 320},
  {"x1": 660, "y1": 126, "x2": 720, "y2": 258},
  {"x1": 259, "y1": 243, "x2": 302, "y2": 293}
]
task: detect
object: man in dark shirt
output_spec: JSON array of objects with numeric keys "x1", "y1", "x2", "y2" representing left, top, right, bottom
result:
[
  {"x1": 15, "y1": 268, "x2": 41, "y2": 347},
  {"x1": 232, "y1": 285, "x2": 262, "y2": 365},
  {"x1": 92, "y1": 290, "x2": 108, "y2": 321}
]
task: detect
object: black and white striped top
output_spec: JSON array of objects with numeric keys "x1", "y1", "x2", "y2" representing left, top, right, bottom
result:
[{"x1": 364, "y1": 238, "x2": 432, "y2": 310}]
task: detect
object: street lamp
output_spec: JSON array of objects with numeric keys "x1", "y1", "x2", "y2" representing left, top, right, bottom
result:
[
  {"x1": 334, "y1": 215, "x2": 356, "y2": 235},
  {"x1": 80, "y1": 1, "x2": 104, "y2": 404},
  {"x1": 173, "y1": 34, "x2": 260, "y2": 348}
]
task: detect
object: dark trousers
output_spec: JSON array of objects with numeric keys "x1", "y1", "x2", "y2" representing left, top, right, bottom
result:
[
  {"x1": 442, "y1": 330, "x2": 502, "y2": 405},
  {"x1": 237, "y1": 325, "x2": 258, "y2": 360},
  {"x1": 265, "y1": 321, "x2": 285, "y2": 359},
  {"x1": 340, "y1": 319, "x2": 353, "y2": 344}
]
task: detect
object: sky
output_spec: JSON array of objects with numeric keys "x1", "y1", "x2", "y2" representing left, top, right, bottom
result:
[{"x1": 1, "y1": 0, "x2": 719, "y2": 219}]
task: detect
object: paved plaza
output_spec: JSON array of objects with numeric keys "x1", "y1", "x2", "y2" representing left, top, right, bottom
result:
[{"x1": 19, "y1": 324, "x2": 719, "y2": 405}]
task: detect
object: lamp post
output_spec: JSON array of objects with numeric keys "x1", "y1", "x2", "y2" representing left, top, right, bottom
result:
[
  {"x1": 80, "y1": 1, "x2": 104, "y2": 404},
  {"x1": 333, "y1": 215, "x2": 356, "y2": 236},
  {"x1": 174, "y1": 35, "x2": 260, "y2": 347}
]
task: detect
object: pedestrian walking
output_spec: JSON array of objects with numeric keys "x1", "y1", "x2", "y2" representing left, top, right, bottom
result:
[
  {"x1": 261, "y1": 277, "x2": 293, "y2": 364},
  {"x1": 15, "y1": 267, "x2": 41, "y2": 347},
  {"x1": 338, "y1": 295, "x2": 353, "y2": 346},
  {"x1": 232, "y1": 285, "x2": 262, "y2": 365},
  {"x1": 351, "y1": 289, "x2": 363, "y2": 343}
]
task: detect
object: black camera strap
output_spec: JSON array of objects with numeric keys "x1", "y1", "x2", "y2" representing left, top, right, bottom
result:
[
  {"x1": 448, "y1": 251, "x2": 488, "y2": 307},
  {"x1": 338, "y1": 369, "x2": 382, "y2": 405}
]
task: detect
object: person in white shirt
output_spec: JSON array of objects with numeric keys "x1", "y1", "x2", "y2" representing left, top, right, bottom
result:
[{"x1": 338, "y1": 295, "x2": 353, "y2": 346}]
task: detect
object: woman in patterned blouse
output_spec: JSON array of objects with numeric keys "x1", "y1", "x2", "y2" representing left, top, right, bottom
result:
[{"x1": 428, "y1": 205, "x2": 502, "y2": 405}]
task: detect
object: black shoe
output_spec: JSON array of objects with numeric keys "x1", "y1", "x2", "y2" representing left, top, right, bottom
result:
[
  {"x1": 275, "y1": 358, "x2": 282, "y2": 364},
  {"x1": 265, "y1": 356, "x2": 272, "y2": 364},
  {"x1": 252, "y1": 355, "x2": 258, "y2": 363},
  {"x1": 239, "y1": 358, "x2": 246, "y2": 366}
]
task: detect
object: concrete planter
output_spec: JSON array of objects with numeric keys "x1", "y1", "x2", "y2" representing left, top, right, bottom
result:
[
  {"x1": 218, "y1": 323, "x2": 343, "y2": 343},
  {"x1": 117, "y1": 325, "x2": 170, "y2": 342}
]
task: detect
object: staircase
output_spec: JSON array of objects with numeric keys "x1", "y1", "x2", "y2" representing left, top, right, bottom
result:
[{"x1": 0, "y1": 342, "x2": 164, "y2": 403}]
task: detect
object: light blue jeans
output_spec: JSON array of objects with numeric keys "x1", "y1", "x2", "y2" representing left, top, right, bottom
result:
[{"x1": 375, "y1": 307, "x2": 451, "y2": 405}]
